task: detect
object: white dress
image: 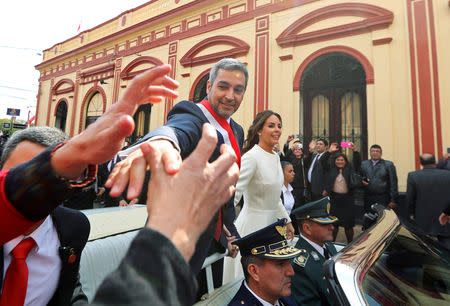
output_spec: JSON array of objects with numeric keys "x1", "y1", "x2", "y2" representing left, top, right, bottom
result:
[{"x1": 223, "y1": 144, "x2": 291, "y2": 283}]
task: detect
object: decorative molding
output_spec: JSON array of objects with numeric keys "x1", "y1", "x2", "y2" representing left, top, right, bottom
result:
[
  {"x1": 70, "y1": 71, "x2": 81, "y2": 136},
  {"x1": 256, "y1": 15, "x2": 269, "y2": 32},
  {"x1": 279, "y1": 54, "x2": 293, "y2": 61},
  {"x1": 37, "y1": 0, "x2": 320, "y2": 79},
  {"x1": 277, "y1": 2, "x2": 394, "y2": 47},
  {"x1": 165, "y1": 42, "x2": 178, "y2": 122},
  {"x1": 254, "y1": 32, "x2": 269, "y2": 117},
  {"x1": 180, "y1": 35, "x2": 250, "y2": 68},
  {"x1": 293, "y1": 45, "x2": 374, "y2": 91},
  {"x1": 52, "y1": 78, "x2": 75, "y2": 95},
  {"x1": 189, "y1": 68, "x2": 210, "y2": 101},
  {"x1": 80, "y1": 63, "x2": 115, "y2": 85},
  {"x1": 120, "y1": 56, "x2": 163, "y2": 80},
  {"x1": 407, "y1": 0, "x2": 442, "y2": 167},
  {"x1": 372, "y1": 37, "x2": 392, "y2": 45},
  {"x1": 45, "y1": 78, "x2": 55, "y2": 126}
]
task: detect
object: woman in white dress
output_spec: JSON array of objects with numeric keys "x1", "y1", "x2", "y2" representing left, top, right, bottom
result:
[{"x1": 223, "y1": 110, "x2": 295, "y2": 283}]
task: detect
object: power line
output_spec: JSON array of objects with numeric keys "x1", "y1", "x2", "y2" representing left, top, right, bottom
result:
[{"x1": 0, "y1": 85, "x2": 36, "y2": 92}]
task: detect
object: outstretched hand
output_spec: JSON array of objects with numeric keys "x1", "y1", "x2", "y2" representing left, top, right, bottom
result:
[
  {"x1": 143, "y1": 124, "x2": 239, "y2": 260},
  {"x1": 106, "y1": 139, "x2": 182, "y2": 199},
  {"x1": 51, "y1": 65, "x2": 178, "y2": 179}
]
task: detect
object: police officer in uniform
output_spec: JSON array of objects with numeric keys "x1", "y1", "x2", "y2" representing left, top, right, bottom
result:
[
  {"x1": 290, "y1": 197, "x2": 338, "y2": 305},
  {"x1": 228, "y1": 219, "x2": 300, "y2": 306}
]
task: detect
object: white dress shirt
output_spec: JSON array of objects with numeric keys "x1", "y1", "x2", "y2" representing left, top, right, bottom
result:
[
  {"x1": 307, "y1": 152, "x2": 323, "y2": 182},
  {"x1": 300, "y1": 233, "x2": 325, "y2": 258},
  {"x1": 3, "y1": 216, "x2": 61, "y2": 306},
  {"x1": 281, "y1": 184, "x2": 295, "y2": 215},
  {"x1": 244, "y1": 281, "x2": 281, "y2": 306}
]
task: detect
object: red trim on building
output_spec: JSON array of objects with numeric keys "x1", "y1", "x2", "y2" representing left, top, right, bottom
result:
[
  {"x1": 70, "y1": 71, "x2": 81, "y2": 136},
  {"x1": 52, "y1": 79, "x2": 75, "y2": 95},
  {"x1": 113, "y1": 58, "x2": 123, "y2": 104},
  {"x1": 372, "y1": 37, "x2": 392, "y2": 46},
  {"x1": 279, "y1": 54, "x2": 293, "y2": 61},
  {"x1": 36, "y1": 0, "x2": 318, "y2": 75},
  {"x1": 427, "y1": 0, "x2": 443, "y2": 160},
  {"x1": 165, "y1": 42, "x2": 178, "y2": 122},
  {"x1": 78, "y1": 85, "x2": 107, "y2": 133},
  {"x1": 120, "y1": 56, "x2": 164, "y2": 80},
  {"x1": 406, "y1": 0, "x2": 421, "y2": 170},
  {"x1": 45, "y1": 79, "x2": 55, "y2": 126},
  {"x1": 293, "y1": 45, "x2": 374, "y2": 91},
  {"x1": 413, "y1": 1, "x2": 435, "y2": 156},
  {"x1": 189, "y1": 68, "x2": 211, "y2": 101},
  {"x1": 180, "y1": 35, "x2": 250, "y2": 68},
  {"x1": 276, "y1": 2, "x2": 394, "y2": 47},
  {"x1": 254, "y1": 16, "x2": 269, "y2": 117}
]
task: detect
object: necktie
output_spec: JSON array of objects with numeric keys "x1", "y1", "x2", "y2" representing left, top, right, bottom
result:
[
  {"x1": 200, "y1": 99, "x2": 241, "y2": 241},
  {"x1": 323, "y1": 247, "x2": 330, "y2": 260},
  {"x1": 0, "y1": 238, "x2": 36, "y2": 306}
]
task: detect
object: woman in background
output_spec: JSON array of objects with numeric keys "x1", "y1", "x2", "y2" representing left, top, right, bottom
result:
[
  {"x1": 325, "y1": 142, "x2": 361, "y2": 243},
  {"x1": 223, "y1": 110, "x2": 294, "y2": 283}
]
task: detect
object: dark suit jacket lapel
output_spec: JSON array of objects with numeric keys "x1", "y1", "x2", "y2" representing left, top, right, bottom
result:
[{"x1": 48, "y1": 206, "x2": 90, "y2": 306}]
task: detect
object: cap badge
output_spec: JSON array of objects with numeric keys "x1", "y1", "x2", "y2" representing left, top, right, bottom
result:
[{"x1": 275, "y1": 225, "x2": 287, "y2": 239}]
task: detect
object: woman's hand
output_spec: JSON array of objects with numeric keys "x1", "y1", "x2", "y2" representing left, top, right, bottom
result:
[{"x1": 286, "y1": 222, "x2": 295, "y2": 241}]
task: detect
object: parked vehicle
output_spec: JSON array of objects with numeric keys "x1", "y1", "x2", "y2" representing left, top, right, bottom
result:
[{"x1": 325, "y1": 205, "x2": 450, "y2": 305}]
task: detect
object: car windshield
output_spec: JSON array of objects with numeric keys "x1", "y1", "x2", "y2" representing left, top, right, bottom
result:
[{"x1": 361, "y1": 226, "x2": 450, "y2": 305}]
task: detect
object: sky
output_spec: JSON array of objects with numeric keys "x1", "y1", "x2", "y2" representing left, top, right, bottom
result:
[{"x1": 0, "y1": 0, "x2": 150, "y2": 122}]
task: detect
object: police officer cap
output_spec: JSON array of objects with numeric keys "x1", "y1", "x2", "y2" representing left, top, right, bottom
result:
[
  {"x1": 232, "y1": 219, "x2": 300, "y2": 259},
  {"x1": 292, "y1": 197, "x2": 338, "y2": 224}
]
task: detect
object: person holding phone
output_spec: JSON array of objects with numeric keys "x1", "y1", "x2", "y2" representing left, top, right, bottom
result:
[{"x1": 324, "y1": 142, "x2": 361, "y2": 243}]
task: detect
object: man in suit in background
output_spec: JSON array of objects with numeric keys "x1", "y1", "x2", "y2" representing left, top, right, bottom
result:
[
  {"x1": 360, "y1": 144, "x2": 398, "y2": 214},
  {"x1": 436, "y1": 152, "x2": 450, "y2": 170},
  {"x1": 407, "y1": 153, "x2": 450, "y2": 249},
  {"x1": 0, "y1": 127, "x2": 89, "y2": 305},
  {"x1": 228, "y1": 219, "x2": 300, "y2": 306},
  {"x1": 290, "y1": 197, "x2": 338, "y2": 306},
  {"x1": 108, "y1": 58, "x2": 247, "y2": 289},
  {"x1": 305, "y1": 138, "x2": 332, "y2": 201}
]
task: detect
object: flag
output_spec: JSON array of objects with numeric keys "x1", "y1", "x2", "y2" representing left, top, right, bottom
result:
[{"x1": 27, "y1": 115, "x2": 36, "y2": 128}]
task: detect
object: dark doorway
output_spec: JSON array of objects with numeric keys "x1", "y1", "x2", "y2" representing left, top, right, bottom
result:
[
  {"x1": 193, "y1": 74, "x2": 209, "y2": 103},
  {"x1": 300, "y1": 52, "x2": 368, "y2": 160},
  {"x1": 55, "y1": 101, "x2": 67, "y2": 132}
]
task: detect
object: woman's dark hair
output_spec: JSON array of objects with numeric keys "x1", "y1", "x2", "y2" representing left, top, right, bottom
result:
[
  {"x1": 333, "y1": 152, "x2": 349, "y2": 167},
  {"x1": 242, "y1": 110, "x2": 282, "y2": 154}
]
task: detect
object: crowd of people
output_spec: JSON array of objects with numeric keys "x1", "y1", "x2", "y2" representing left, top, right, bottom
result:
[{"x1": 1, "y1": 58, "x2": 449, "y2": 306}]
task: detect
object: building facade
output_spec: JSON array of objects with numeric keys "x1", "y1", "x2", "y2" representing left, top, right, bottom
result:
[{"x1": 35, "y1": 0, "x2": 450, "y2": 191}]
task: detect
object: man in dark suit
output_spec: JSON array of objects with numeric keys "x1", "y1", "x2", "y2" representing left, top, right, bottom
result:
[
  {"x1": 0, "y1": 127, "x2": 90, "y2": 305},
  {"x1": 108, "y1": 58, "x2": 247, "y2": 278},
  {"x1": 360, "y1": 144, "x2": 398, "y2": 214},
  {"x1": 290, "y1": 197, "x2": 338, "y2": 306},
  {"x1": 305, "y1": 138, "x2": 332, "y2": 201},
  {"x1": 407, "y1": 153, "x2": 450, "y2": 249},
  {"x1": 228, "y1": 219, "x2": 300, "y2": 306}
]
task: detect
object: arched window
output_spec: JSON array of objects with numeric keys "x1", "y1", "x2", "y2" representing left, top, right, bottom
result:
[
  {"x1": 55, "y1": 101, "x2": 67, "y2": 132},
  {"x1": 192, "y1": 74, "x2": 209, "y2": 103},
  {"x1": 85, "y1": 92, "x2": 103, "y2": 128}
]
